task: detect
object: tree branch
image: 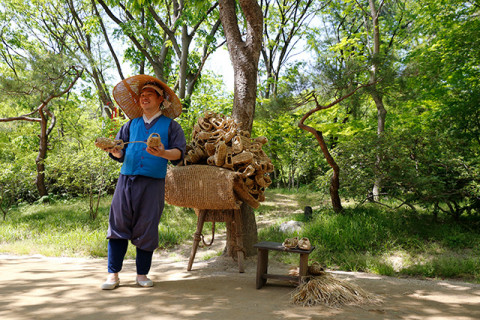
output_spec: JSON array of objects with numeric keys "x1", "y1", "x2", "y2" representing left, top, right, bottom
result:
[
  {"x1": 147, "y1": 6, "x2": 182, "y2": 57},
  {"x1": 190, "y1": 19, "x2": 224, "y2": 87},
  {"x1": 189, "y1": 2, "x2": 219, "y2": 37},
  {"x1": 297, "y1": 82, "x2": 374, "y2": 123},
  {"x1": 1, "y1": 66, "x2": 83, "y2": 123},
  {"x1": 96, "y1": 0, "x2": 157, "y2": 68},
  {"x1": 0, "y1": 116, "x2": 41, "y2": 123},
  {"x1": 92, "y1": 0, "x2": 124, "y2": 80}
]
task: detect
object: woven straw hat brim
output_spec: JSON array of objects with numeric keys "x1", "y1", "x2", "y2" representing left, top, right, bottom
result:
[{"x1": 113, "y1": 74, "x2": 182, "y2": 119}]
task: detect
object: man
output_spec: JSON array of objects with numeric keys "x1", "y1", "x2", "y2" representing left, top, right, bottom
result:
[{"x1": 101, "y1": 75, "x2": 186, "y2": 290}]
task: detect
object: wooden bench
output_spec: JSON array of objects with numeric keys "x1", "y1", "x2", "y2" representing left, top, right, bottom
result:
[{"x1": 253, "y1": 241, "x2": 315, "y2": 289}]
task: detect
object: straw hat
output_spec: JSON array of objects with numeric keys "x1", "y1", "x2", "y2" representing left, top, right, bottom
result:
[{"x1": 112, "y1": 74, "x2": 182, "y2": 119}]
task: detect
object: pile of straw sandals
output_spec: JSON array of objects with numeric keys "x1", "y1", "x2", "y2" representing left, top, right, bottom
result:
[
  {"x1": 282, "y1": 237, "x2": 311, "y2": 250},
  {"x1": 184, "y1": 111, "x2": 274, "y2": 207}
]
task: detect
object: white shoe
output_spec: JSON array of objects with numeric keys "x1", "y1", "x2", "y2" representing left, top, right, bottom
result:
[
  {"x1": 136, "y1": 277, "x2": 153, "y2": 287},
  {"x1": 101, "y1": 279, "x2": 120, "y2": 290}
]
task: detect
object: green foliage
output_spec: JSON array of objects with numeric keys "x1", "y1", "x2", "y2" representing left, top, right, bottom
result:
[
  {"x1": 254, "y1": 96, "x2": 327, "y2": 189},
  {"x1": 336, "y1": 127, "x2": 479, "y2": 217},
  {"x1": 47, "y1": 147, "x2": 120, "y2": 218},
  {"x1": 400, "y1": 255, "x2": 480, "y2": 280},
  {"x1": 258, "y1": 198, "x2": 480, "y2": 282},
  {"x1": 0, "y1": 121, "x2": 40, "y2": 202},
  {"x1": 0, "y1": 197, "x2": 197, "y2": 257},
  {"x1": 257, "y1": 0, "x2": 317, "y2": 98},
  {"x1": 403, "y1": 1, "x2": 480, "y2": 145},
  {"x1": 158, "y1": 205, "x2": 198, "y2": 249},
  {"x1": 0, "y1": 198, "x2": 110, "y2": 257},
  {"x1": 0, "y1": 80, "x2": 120, "y2": 205},
  {"x1": 43, "y1": 101, "x2": 125, "y2": 218}
]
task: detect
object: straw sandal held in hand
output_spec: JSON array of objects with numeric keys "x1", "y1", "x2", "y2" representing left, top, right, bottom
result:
[{"x1": 95, "y1": 137, "x2": 124, "y2": 151}]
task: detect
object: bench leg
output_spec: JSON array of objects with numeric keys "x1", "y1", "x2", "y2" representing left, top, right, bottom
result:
[
  {"x1": 187, "y1": 209, "x2": 206, "y2": 271},
  {"x1": 256, "y1": 249, "x2": 268, "y2": 289},
  {"x1": 298, "y1": 253, "x2": 309, "y2": 279},
  {"x1": 234, "y1": 209, "x2": 245, "y2": 273}
]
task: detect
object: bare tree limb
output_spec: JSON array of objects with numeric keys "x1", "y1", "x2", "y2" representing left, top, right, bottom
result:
[
  {"x1": 92, "y1": 0, "x2": 124, "y2": 80},
  {"x1": 0, "y1": 116, "x2": 40, "y2": 123}
]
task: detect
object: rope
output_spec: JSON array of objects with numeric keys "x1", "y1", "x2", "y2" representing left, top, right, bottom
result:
[{"x1": 199, "y1": 222, "x2": 215, "y2": 247}]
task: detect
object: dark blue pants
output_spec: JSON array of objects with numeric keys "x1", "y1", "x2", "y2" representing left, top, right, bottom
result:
[
  {"x1": 107, "y1": 175, "x2": 165, "y2": 252},
  {"x1": 107, "y1": 239, "x2": 153, "y2": 275}
]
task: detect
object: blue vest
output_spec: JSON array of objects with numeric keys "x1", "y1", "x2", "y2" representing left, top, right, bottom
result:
[{"x1": 120, "y1": 116, "x2": 171, "y2": 179}]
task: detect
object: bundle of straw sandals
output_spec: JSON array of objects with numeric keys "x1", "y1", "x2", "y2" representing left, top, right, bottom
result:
[{"x1": 183, "y1": 111, "x2": 274, "y2": 207}]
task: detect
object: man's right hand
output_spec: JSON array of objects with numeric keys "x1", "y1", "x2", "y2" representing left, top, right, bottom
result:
[{"x1": 106, "y1": 147, "x2": 123, "y2": 158}]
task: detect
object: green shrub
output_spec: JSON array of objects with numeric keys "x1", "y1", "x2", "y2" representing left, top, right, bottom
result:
[{"x1": 336, "y1": 130, "x2": 479, "y2": 219}]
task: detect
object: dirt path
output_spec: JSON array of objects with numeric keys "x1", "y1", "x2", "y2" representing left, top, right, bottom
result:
[
  {"x1": 1, "y1": 250, "x2": 479, "y2": 320},
  {"x1": 2, "y1": 193, "x2": 479, "y2": 319}
]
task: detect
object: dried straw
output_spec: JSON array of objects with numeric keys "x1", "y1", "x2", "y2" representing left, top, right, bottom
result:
[
  {"x1": 165, "y1": 165, "x2": 241, "y2": 210},
  {"x1": 183, "y1": 111, "x2": 273, "y2": 207},
  {"x1": 291, "y1": 274, "x2": 381, "y2": 308}
]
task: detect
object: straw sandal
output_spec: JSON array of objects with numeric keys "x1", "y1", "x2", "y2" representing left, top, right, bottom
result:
[
  {"x1": 204, "y1": 142, "x2": 216, "y2": 156},
  {"x1": 147, "y1": 133, "x2": 161, "y2": 148},
  {"x1": 215, "y1": 141, "x2": 227, "y2": 166},
  {"x1": 198, "y1": 118, "x2": 213, "y2": 131},
  {"x1": 308, "y1": 262, "x2": 325, "y2": 276},
  {"x1": 223, "y1": 149, "x2": 234, "y2": 169},
  {"x1": 282, "y1": 237, "x2": 299, "y2": 249},
  {"x1": 297, "y1": 237, "x2": 311, "y2": 250},
  {"x1": 95, "y1": 137, "x2": 124, "y2": 151}
]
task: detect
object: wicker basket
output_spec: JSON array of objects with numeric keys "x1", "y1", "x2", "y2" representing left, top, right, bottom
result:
[{"x1": 165, "y1": 165, "x2": 243, "y2": 210}]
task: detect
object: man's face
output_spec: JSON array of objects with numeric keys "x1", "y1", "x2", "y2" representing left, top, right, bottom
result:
[{"x1": 139, "y1": 87, "x2": 163, "y2": 114}]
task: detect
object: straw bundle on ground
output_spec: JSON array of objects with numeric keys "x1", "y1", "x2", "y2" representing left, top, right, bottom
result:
[{"x1": 291, "y1": 273, "x2": 381, "y2": 308}]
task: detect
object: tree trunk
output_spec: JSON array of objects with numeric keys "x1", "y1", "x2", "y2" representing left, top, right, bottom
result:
[
  {"x1": 35, "y1": 108, "x2": 49, "y2": 197},
  {"x1": 297, "y1": 124, "x2": 342, "y2": 212},
  {"x1": 329, "y1": 160, "x2": 342, "y2": 212},
  {"x1": 368, "y1": 0, "x2": 387, "y2": 201},
  {"x1": 297, "y1": 86, "x2": 372, "y2": 212},
  {"x1": 315, "y1": 130, "x2": 342, "y2": 212},
  {"x1": 91, "y1": 67, "x2": 113, "y2": 118},
  {"x1": 178, "y1": 26, "x2": 192, "y2": 100},
  {"x1": 231, "y1": 60, "x2": 259, "y2": 133},
  {"x1": 219, "y1": 0, "x2": 263, "y2": 256},
  {"x1": 66, "y1": 1, "x2": 114, "y2": 118},
  {"x1": 0, "y1": 67, "x2": 82, "y2": 199},
  {"x1": 225, "y1": 203, "x2": 258, "y2": 256}
]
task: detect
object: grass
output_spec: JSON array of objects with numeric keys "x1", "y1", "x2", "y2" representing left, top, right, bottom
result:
[
  {"x1": 1, "y1": 188, "x2": 479, "y2": 283},
  {"x1": 257, "y1": 189, "x2": 480, "y2": 283},
  {"x1": 0, "y1": 196, "x2": 198, "y2": 259}
]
